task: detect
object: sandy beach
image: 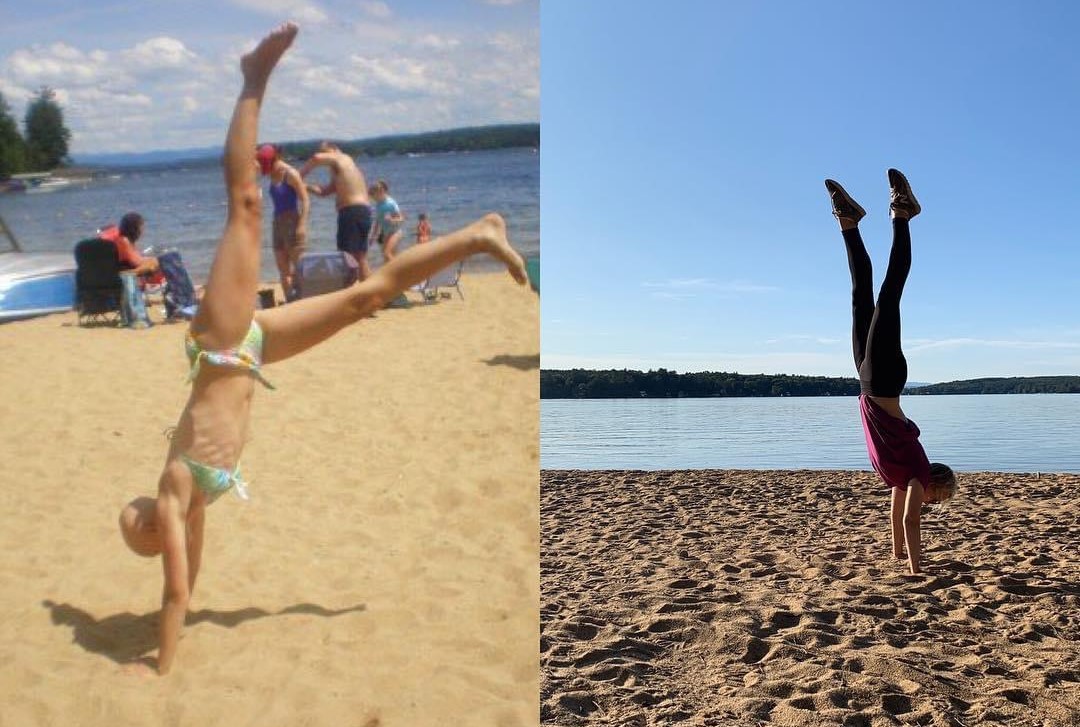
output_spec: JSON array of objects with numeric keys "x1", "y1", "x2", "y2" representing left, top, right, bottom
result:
[
  {"x1": 0, "y1": 273, "x2": 538, "y2": 727},
  {"x1": 542, "y1": 470, "x2": 1080, "y2": 726}
]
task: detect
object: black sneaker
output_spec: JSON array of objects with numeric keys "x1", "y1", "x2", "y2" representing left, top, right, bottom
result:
[
  {"x1": 824, "y1": 179, "x2": 866, "y2": 223},
  {"x1": 888, "y1": 168, "x2": 921, "y2": 219}
]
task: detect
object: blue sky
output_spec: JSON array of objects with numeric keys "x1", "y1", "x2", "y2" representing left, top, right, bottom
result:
[
  {"x1": 2, "y1": 0, "x2": 537, "y2": 154},
  {"x1": 541, "y1": 1, "x2": 1080, "y2": 382}
]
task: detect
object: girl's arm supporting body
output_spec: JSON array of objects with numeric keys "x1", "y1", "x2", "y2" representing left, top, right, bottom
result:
[
  {"x1": 155, "y1": 461, "x2": 195, "y2": 674},
  {"x1": 890, "y1": 478, "x2": 924, "y2": 574}
]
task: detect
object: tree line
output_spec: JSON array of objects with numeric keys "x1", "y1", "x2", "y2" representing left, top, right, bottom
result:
[
  {"x1": 540, "y1": 369, "x2": 1080, "y2": 398},
  {"x1": 908, "y1": 377, "x2": 1080, "y2": 395},
  {"x1": 0, "y1": 88, "x2": 72, "y2": 177},
  {"x1": 277, "y1": 123, "x2": 539, "y2": 159}
]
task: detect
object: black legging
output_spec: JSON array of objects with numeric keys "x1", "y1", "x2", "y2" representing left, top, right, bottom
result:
[{"x1": 843, "y1": 218, "x2": 911, "y2": 397}]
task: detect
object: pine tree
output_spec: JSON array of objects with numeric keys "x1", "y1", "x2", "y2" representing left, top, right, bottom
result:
[
  {"x1": 24, "y1": 87, "x2": 71, "y2": 171},
  {"x1": 0, "y1": 92, "x2": 27, "y2": 177}
]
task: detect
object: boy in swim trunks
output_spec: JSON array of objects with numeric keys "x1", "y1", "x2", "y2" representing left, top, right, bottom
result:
[
  {"x1": 825, "y1": 169, "x2": 957, "y2": 576},
  {"x1": 118, "y1": 22, "x2": 529, "y2": 676},
  {"x1": 300, "y1": 140, "x2": 374, "y2": 280}
]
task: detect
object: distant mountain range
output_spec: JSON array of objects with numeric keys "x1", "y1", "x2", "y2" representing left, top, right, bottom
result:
[{"x1": 72, "y1": 123, "x2": 540, "y2": 169}]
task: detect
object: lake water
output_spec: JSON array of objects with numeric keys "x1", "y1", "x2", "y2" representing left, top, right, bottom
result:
[
  {"x1": 0, "y1": 147, "x2": 539, "y2": 284},
  {"x1": 541, "y1": 395, "x2": 1080, "y2": 472}
]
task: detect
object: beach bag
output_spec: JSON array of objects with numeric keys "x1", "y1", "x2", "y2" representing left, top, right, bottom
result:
[
  {"x1": 158, "y1": 250, "x2": 198, "y2": 319},
  {"x1": 294, "y1": 251, "x2": 359, "y2": 299},
  {"x1": 119, "y1": 272, "x2": 152, "y2": 328}
]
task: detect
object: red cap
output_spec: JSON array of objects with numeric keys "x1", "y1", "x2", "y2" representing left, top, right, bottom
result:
[{"x1": 256, "y1": 144, "x2": 276, "y2": 174}]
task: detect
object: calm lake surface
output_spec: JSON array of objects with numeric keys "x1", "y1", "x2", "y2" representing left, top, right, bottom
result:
[
  {"x1": 541, "y1": 395, "x2": 1080, "y2": 472},
  {"x1": 0, "y1": 147, "x2": 539, "y2": 284}
]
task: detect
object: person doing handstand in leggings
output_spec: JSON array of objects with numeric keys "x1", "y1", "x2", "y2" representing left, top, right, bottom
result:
[
  {"x1": 117, "y1": 22, "x2": 528, "y2": 676},
  {"x1": 825, "y1": 169, "x2": 957, "y2": 576}
]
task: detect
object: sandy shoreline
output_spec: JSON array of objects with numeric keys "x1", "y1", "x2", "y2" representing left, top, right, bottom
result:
[
  {"x1": 0, "y1": 273, "x2": 538, "y2": 726},
  {"x1": 542, "y1": 469, "x2": 1080, "y2": 726}
]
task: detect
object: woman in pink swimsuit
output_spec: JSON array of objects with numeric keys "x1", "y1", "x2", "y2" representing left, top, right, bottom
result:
[{"x1": 825, "y1": 169, "x2": 957, "y2": 575}]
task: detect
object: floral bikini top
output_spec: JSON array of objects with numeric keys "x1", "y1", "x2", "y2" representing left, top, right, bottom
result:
[{"x1": 185, "y1": 320, "x2": 275, "y2": 390}]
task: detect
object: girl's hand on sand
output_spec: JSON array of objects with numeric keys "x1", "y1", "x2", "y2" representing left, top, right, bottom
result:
[{"x1": 121, "y1": 656, "x2": 158, "y2": 678}]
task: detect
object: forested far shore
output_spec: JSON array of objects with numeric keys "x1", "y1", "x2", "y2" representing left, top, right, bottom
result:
[
  {"x1": 540, "y1": 369, "x2": 1080, "y2": 398},
  {"x1": 70, "y1": 124, "x2": 540, "y2": 170}
]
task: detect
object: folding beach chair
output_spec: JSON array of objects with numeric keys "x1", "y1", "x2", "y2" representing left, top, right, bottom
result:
[
  {"x1": 418, "y1": 261, "x2": 465, "y2": 303},
  {"x1": 73, "y1": 237, "x2": 123, "y2": 326},
  {"x1": 157, "y1": 250, "x2": 198, "y2": 319}
]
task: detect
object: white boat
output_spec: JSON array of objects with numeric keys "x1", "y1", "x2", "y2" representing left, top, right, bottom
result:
[
  {"x1": 0, "y1": 252, "x2": 76, "y2": 322},
  {"x1": 25, "y1": 178, "x2": 73, "y2": 194}
]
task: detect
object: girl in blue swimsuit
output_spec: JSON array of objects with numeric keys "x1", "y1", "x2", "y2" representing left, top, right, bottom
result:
[{"x1": 118, "y1": 22, "x2": 528, "y2": 676}]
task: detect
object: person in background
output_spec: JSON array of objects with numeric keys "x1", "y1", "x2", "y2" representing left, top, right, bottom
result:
[
  {"x1": 300, "y1": 140, "x2": 373, "y2": 280},
  {"x1": 256, "y1": 144, "x2": 309, "y2": 300},
  {"x1": 371, "y1": 179, "x2": 405, "y2": 262},
  {"x1": 98, "y1": 212, "x2": 164, "y2": 288},
  {"x1": 416, "y1": 212, "x2": 432, "y2": 245}
]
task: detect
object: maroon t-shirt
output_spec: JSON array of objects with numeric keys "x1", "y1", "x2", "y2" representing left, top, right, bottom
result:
[{"x1": 860, "y1": 394, "x2": 931, "y2": 490}]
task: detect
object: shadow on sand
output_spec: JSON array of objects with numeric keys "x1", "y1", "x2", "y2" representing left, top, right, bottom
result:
[
  {"x1": 483, "y1": 353, "x2": 539, "y2": 371},
  {"x1": 42, "y1": 599, "x2": 366, "y2": 664}
]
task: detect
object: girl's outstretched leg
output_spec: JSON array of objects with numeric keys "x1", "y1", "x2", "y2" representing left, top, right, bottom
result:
[
  {"x1": 863, "y1": 168, "x2": 920, "y2": 397},
  {"x1": 257, "y1": 213, "x2": 527, "y2": 364},
  {"x1": 825, "y1": 179, "x2": 873, "y2": 370},
  {"x1": 189, "y1": 22, "x2": 297, "y2": 351}
]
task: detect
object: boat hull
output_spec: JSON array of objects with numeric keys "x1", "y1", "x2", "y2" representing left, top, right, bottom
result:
[{"x1": 0, "y1": 253, "x2": 76, "y2": 322}]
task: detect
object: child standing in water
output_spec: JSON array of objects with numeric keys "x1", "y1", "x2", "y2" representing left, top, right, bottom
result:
[
  {"x1": 119, "y1": 22, "x2": 528, "y2": 675},
  {"x1": 416, "y1": 212, "x2": 432, "y2": 244},
  {"x1": 825, "y1": 169, "x2": 957, "y2": 575}
]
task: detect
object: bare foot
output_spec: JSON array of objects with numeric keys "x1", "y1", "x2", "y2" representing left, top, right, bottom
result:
[
  {"x1": 241, "y1": 22, "x2": 299, "y2": 91},
  {"x1": 476, "y1": 213, "x2": 528, "y2": 285}
]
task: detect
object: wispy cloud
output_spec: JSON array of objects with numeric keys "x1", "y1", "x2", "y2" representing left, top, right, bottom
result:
[
  {"x1": 542, "y1": 351, "x2": 848, "y2": 375},
  {"x1": 905, "y1": 337, "x2": 1080, "y2": 353},
  {"x1": 359, "y1": 1, "x2": 392, "y2": 19},
  {"x1": 764, "y1": 334, "x2": 842, "y2": 346},
  {"x1": 641, "y1": 278, "x2": 779, "y2": 299}
]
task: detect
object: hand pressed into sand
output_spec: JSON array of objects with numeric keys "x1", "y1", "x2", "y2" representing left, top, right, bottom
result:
[{"x1": 120, "y1": 656, "x2": 158, "y2": 678}]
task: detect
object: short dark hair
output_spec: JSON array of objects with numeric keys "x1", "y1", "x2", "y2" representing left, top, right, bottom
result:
[
  {"x1": 119, "y1": 212, "x2": 144, "y2": 242},
  {"x1": 377, "y1": 179, "x2": 389, "y2": 193}
]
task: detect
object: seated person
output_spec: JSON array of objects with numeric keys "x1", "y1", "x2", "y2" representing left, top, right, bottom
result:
[{"x1": 98, "y1": 212, "x2": 164, "y2": 288}]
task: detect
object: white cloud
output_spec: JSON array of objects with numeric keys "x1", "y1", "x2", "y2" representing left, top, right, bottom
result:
[
  {"x1": 7, "y1": 44, "x2": 107, "y2": 86},
  {"x1": 0, "y1": 11, "x2": 537, "y2": 154},
  {"x1": 359, "y1": 1, "x2": 392, "y2": 19},
  {"x1": 123, "y1": 37, "x2": 198, "y2": 69},
  {"x1": 227, "y1": 0, "x2": 329, "y2": 24},
  {"x1": 415, "y1": 34, "x2": 461, "y2": 51},
  {"x1": 482, "y1": 0, "x2": 523, "y2": 5},
  {"x1": 350, "y1": 55, "x2": 449, "y2": 95},
  {"x1": 296, "y1": 64, "x2": 362, "y2": 98}
]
